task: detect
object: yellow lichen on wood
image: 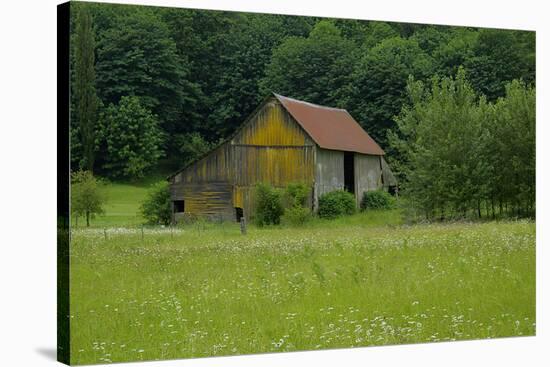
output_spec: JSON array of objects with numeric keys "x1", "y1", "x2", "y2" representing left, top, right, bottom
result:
[
  {"x1": 178, "y1": 145, "x2": 232, "y2": 183},
  {"x1": 236, "y1": 102, "x2": 309, "y2": 146},
  {"x1": 234, "y1": 146, "x2": 314, "y2": 187}
]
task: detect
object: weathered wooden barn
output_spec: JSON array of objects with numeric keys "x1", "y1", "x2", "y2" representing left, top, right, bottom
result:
[{"x1": 168, "y1": 93, "x2": 396, "y2": 222}]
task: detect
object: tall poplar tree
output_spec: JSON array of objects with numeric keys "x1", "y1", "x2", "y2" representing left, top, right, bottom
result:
[{"x1": 74, "y1": 6, "x2": 98, "y2": 171}]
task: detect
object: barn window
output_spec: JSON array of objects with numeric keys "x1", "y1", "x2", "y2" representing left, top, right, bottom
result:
[
  {"x1": 235, "y1": 207, "x2": 244, "y2": 222},
  {"x1": 173, "y1": 200, "x2": 185, "y2": 213},
  {"x1": 344, "y1": 152, "x2": 355, "y2": 194}
]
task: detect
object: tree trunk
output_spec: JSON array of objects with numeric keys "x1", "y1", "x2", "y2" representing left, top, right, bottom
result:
[
  {"x1": 86, "y1": 211, "x2": 90, "y2": 227},
  {"x1": 477, "y1": 200, "x2": 481, "y2": 219}
]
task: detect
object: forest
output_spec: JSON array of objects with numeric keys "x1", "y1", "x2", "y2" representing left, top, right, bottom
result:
[{"x1": 70, "y1": 1, "x2": 535, "y2": 220}]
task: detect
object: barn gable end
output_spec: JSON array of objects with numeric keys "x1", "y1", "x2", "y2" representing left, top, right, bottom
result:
[
  {"x1": 170, "y1": 143, "x2": 234, "y2": 221},
  {"x1": 231, "y1": 98, "x2": 315, "y2": 216}
]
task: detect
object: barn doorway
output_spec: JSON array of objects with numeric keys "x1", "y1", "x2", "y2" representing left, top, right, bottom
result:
[
  {"x1": 235, "y1": 207, "x2": 244, "y2": 222},
  {"x1": 173, "y1": 200, "x2": 185, "y2": 213},
  {"x1": 344, "y1": 152, "x2": 355, "y2": 194}
]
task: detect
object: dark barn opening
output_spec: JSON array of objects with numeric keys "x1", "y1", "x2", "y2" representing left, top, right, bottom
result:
[
  {"x1": 344, "y1": 152, "x2": 355, "y2": 194},
  {"x1": 388, "y1": 185, "x2": 399, "y2": 196},
  {"x1": 235, "y1": 207, "x2": 244, "y2": 222},
  {"x1": 173, "y1": 200, "x2": 185, "y2": 213}
]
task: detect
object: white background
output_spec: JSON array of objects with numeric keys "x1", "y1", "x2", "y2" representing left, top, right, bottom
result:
[{"x1": 0, "y1": 0, "x2": 548, "y2": 365}]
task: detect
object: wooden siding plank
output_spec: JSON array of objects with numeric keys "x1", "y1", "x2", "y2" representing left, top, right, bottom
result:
[
  {"x1": 233, "y1": 145, "x2": 314, "y2": 187},
  {"x1": 354, "y1": 154, "x2": 383, "y2": 205},
  {"x1": 173, "y1": 143, "x2": 233, "y2": 184},
  {"x1": 315, "y1": 148, "x2": 345, "y2": 202},
  {"x1": 233, "y1": 99, "x2": 313, "y2": 146},
  {"x1": 170, "y1": 182, "x2": 234, "y2": 221}
]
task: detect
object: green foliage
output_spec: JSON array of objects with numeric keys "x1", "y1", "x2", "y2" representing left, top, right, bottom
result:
[
  {"x1": 70, "y1": 4, "x2": 536, "y2": 212},
  {"x1": 254, "y1": 183, "x2": 284, "y2": 226},
  {"x1": 360, "y1": 190, "x2": 395, "y2": 211},
  {"x1": 488, "y1": 80, "x2": 536, "y2": 216},
  {"x1": 95, "y1": 8, "x2": 199, "y2": 139},
  {"x1": 465, "y1": 29, "x2": 535, "y2": 101},
  {"x1": 281, "y1": 183, "x2": 311, "y2": 226},
  {"x1": 318, "y1": 190, "x2": 356, "y2": 219},
  {"x1": 410, "y1": 25, "x2": 452, "y2": 55},
  {"x1": 361, "y1": 21, "x2": 399, "y2": 49},
  {"x1": 283, "y1": 182, "x2": 310, "y2": 208},
  {"x1": 346, "y1": 37, "x2": 434, "y2": 147},
  {"x1": 391, "y1": 68, "x2": 535, "y2": 219},
  {"x1": 174, "y1": 132, "x2": 217, "y2": 167},
  {"x1": 99, "y1": 96, "x2": 163, "y2": 179},
  {"x1": 391, "y1": 69, "x2": 489, "y2": 218},
  {"x1": 70, "y1": 3, "x2": 535, "y2": 172},
  {"x1": 74, "y1": 5, "x2": 99, "y2": 171},
  {"x1": 71, "y1": 170, "x2": 106, "y2": 227},
  {"x1": 433, "y1": 28, "x2": 479, "y2": 78},
  {"x1": 281, "y1": 206, "x2": 312, "y2": 226},
  {"x1": 140, "y1": 181, "x2": 172, "y2": 225},
  {"x1": 261, "y1": 20, "x2": 354, "y2": 107}
]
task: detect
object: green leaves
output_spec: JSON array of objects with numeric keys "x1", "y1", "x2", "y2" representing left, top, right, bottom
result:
[
  {"x1": 254, "y1": 183, "x2": 285, "y2": 226},
  {"x1": 347, "y1": 37, "x2": 434, "y2": 147},
  {"x1": 73, "y1": 5, "x2": 99, "y2": 171},
  {"x1": 95, "y1": 9, "x2": 197, "y2": 136},
  {"x1": 140, "y1": 181, "x2": 172, "y2": 225},
  {"x1": 261, "y1": 20, "x2": 354, "y2": 107},
  {"x1": 464, "y1": 29, "x2": 535, "y2": 101},
  {"x1": 391, "y1": 69, "x2": 535, "y2": 219},
  {"x1": 71, "y1": 170, "x2": 106, "y2": 227},
  {"x1": 318, "y1": 190, "x2": 356, "y2": 219},
  {"x1": 69, "y1": 4, "x2": 536, "y2": 187},
  {"x1": 99, "y1": 96, "x2": 163, "y2": 179}
]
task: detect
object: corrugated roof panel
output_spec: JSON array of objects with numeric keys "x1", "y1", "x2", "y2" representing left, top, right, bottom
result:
[{"x1": 274, "y1": 94, "x2": 385, "y2": 155}]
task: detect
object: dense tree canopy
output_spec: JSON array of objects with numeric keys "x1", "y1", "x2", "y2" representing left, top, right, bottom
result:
[
  {"x1": 261, "y1": 20, "x2": 355, "y2": 107},
  {"x1": 465, "y1": 29, "x2": 536, "y2": 101},
  {"x1": 98, "y1": 96, "x2": 163, "y2": 179},
  {"x1": 97, "y1": 11, "x2": 197, "y2": 127},
  {"x1": 389, "y1": 69, "x2": 535, "y2": 219},
  {"x1": 346, "y1": 37, "x2": 434, "y2": 146},
  {"x1": 70, "y1": 2, "x2": 536, "y2": 201}
]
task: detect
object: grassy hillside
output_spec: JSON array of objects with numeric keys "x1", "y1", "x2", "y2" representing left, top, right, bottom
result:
[{"x1": 70, "y1": 219, "x2": 535, "y2": 364}]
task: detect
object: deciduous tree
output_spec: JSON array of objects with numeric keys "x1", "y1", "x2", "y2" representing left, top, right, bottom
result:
[{"x1": 99, "y1": 96, "x2": 163, "y2": 179}]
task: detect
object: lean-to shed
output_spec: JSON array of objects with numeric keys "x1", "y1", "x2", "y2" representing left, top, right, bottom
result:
[{"x1": 168, "y1": 93, "x2": 397, "y2": 222}]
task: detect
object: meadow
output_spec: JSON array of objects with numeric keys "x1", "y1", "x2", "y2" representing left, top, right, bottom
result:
[
  {"x1": 70, "y1": 210, "x2": 535, "y2": 364},
  {"x1": 72, "y1": 174, "x2": 164, "y2": 228}
]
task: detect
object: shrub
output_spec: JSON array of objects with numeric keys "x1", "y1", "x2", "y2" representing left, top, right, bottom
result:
[
  {"x1": 140, "y1": 181, "x2": 172, "y2": 225},
  {"x1": 283, "y1": 182, "x2": 310, "y2": 208},
  {"x1": 254, "y1": 182, "x2": 284, "y2": 226},
  {"x1": 360, "y1": 190, "x2": 395, "y2": 211},
  {"x1": 281, "y1": 206, "x2": 311, "y2": 226},
  {"x1": 318, "y1": 190, "x2": 356, "y2": 219},
  {"x1": 281, "y1": 182, "x2": 311, "y2": 226}
]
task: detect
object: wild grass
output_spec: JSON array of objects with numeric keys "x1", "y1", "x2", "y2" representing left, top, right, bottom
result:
[
  {"x1": 69, "y1": 217, "x2": 535, "y2": 364},
  {"x1": 72, "y1": 179, "x2": 155, "y2": 228}
]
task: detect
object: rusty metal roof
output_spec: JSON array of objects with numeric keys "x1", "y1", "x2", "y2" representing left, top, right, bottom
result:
[{"x1": 274, "y1": 94, "x2": 385, "y2": 155}]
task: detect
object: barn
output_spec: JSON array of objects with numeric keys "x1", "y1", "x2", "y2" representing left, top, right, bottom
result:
[{"x1": 168, "y1": 93, "x2": 397, "y2": 222}]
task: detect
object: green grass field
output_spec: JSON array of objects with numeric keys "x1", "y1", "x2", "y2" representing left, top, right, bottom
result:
[
  {"x1": 70, "y1": 211, "x2": 535, "y2": 364},
  {"x1": 73, "y1": 175, "x2": 164, "y2": 228}
]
